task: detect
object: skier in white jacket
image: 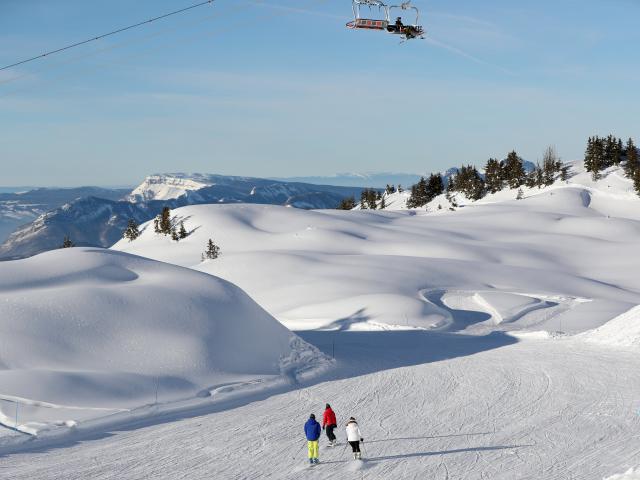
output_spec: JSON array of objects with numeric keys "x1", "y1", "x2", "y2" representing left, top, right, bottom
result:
[{"x1": 345, "y1": 417, "x2": 364, "y2": 460}]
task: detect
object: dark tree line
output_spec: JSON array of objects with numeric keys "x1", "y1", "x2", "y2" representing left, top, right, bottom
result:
[
  {"x1": 408, "y1": 148, "x2": 565, "y2": 208},
  {"x1": 584, "y1": 135, "x2": 640, "y2": 195},
  {"x1": 336, "y1": 146, "x2": 571, "y2": 211},
  {"x1": 584, "y1": 135, "x2": 625, "y2": 179}
]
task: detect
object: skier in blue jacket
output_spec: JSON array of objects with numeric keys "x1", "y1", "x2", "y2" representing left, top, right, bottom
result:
[{"x1": 304, "y1": 414, "x2": 321, "y2": 465}]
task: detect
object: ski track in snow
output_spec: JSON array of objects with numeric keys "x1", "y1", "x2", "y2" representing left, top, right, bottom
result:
[{"x1": 1, "y1": 333, "x2": 639, "y2": 479}]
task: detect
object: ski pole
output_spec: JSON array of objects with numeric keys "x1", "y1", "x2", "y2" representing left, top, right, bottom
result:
[
  {"x1": 293, "y1": 441, "x2": 306, "y2": 461},
  {"x1": 361, "y1": 440, "x2": 367, "y2": 459}
]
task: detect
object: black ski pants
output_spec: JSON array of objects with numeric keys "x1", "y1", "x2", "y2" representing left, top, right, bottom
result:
[
  {"x1": 325, "y1": 424, "x2": 337, "y2": 442},
  {"x1": 349, "y1": 441, "x2": 361, "y2": 453}
]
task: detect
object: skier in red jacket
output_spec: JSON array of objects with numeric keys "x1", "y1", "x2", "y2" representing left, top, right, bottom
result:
[{"x1": 322, "y1": 403, "x2": 338, "y2": 446}]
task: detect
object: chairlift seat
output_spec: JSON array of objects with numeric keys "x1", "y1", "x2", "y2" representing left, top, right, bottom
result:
[{"x1": 346, "y1": 18, "x2": 389, "y2": 30}]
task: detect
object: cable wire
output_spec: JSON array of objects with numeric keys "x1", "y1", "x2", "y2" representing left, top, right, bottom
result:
[{"x1": 0, "y1": 0, "x2": 216, "y2": 72}]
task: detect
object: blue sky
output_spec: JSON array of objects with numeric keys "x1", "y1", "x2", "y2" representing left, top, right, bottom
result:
[{"x1": 1, "y1": 0, "x2": 639, "y2": 186}]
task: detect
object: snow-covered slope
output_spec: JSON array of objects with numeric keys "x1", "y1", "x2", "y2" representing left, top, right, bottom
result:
[
  {"x1": 0, "y1": 248, "x2": 327, "y2": 437},
  {"x1": 581, "y1": 304, "x2": 640, "y2": 348},
  {"x1": 113, "y1": 161, "x2": 640, "y2": 336}
]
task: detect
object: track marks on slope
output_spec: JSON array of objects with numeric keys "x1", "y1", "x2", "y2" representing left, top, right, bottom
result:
[{"x1": 419, "y1": 289, "x2": 583, "y2": 333}]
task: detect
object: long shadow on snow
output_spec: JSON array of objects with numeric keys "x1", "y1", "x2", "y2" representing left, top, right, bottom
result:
[
  {"x1": 0, "y1": 330, "x2": 517, "y2": 459},
  {"x1": 364, "y1": 432, "x2": 492, "y2": 444},
  {"x1": 298, "y1": 330, "x2": 517, "y2": 380},
  {"x1": 322, "y1": 445, "x2": 532, "y2": 466}
]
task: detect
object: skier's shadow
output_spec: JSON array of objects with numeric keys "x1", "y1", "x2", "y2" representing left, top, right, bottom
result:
[
  {"x1": 365, "y1": 444, "x2": 532, "y2": 462},
  {"x1": 364, "y1": 431, "x2": 492, "y2": 444},
  {"x1": 323, "y1": 444, "x2": 532, "y2": 465}
]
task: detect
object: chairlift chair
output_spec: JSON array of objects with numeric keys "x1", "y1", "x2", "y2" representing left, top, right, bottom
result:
[
  {"x1": 346, "y1": 0, "x2": 389, "y2": 31},
  {"x1": 386, "y1": 2, "x2": 424, "y2": 40}
]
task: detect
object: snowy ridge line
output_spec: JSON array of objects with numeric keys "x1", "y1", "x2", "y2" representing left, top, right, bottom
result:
[
  {"x1": 0, "y1": 394, "x2": 129, "y2": 412},
  {"x1": 581, "y1": 304, "x2": 640, "y2": 348}
]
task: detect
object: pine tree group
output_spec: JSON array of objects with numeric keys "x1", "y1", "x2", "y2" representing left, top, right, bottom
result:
[
  {"x1": 448, "y1": 166, "x2": 484, "y2": 200},
  {"x1": 153, "y1": 207, "x2": 190, "y2": 241},
  {"x1": 584, "y1": 135, "x2": 640, "y2": 195},
  {"x1": 359, "y1": 189, "x2": 379, "y2": 210},
  {"x1": 337, "y1": 197, "x2": 356, "y2": 210},
  {"x1": 407, "y1": 174, "x2": 444, "y2": 208},
  {"x1": 584, "y1": 135, "x2": 625, "y2": 180}
]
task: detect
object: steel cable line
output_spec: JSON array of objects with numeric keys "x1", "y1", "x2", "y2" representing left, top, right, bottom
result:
[
  {"x1": 0, "y1": 5, "x2": 238, "y2": 87},
  {"x1": 0, "y1": 2, "x2": 287, "y2": 99},
  {"x1": 0, "y1": 0, "x2": 217, "y2": 72},
  {"x1": 0, "y1": 0, "x2": 338, "y2": 99}
]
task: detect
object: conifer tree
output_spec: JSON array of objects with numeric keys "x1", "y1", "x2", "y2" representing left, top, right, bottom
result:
[
  {"x1": 171, "y1": 226, "x2": 179, "y2": 241},
  {"x1": 203, "y1": 239, "x2": 220, "y2": 260},
  {"x1": 625, "y1": 138, "x2": 639, "y2": 178},
  {"x1": 159, "y1": 207, "x2": 172, "y2": 234},
  {"x1": 385, "y1": 184, "x2": 396, "y2": 195},
  {"x1": 427, "y1": 173, "x2": 444, "y2": 198},
  {"x1": 337, "y1": 196, "x2": 356, "y2": 210},
  {"x1": 584, "y1": 137, "x2": 595, "y2": 172},
  {"x1": 153, "y1": 216, "x2": 161, "y2": 234},
  {"x1": 366, "y1": 189, "x2": 378, "y2": 210},
  {"x1": 542, "y1": 146, "x2": 559, "y2": 186},
  {"x1": 591, "y1": 137, "x2": 604, "y2": 180},
  {"x1": 484, "y1": 158, "x2": 503, "y2": 194},
  {"x1": 535, "y1": 164, "x2": 545, "y2": 188},
  {"x1": 397, "y1": 184, "x2": 403, "y2": 193},
  {"x1": 634, "y1": 170, "x2": 640, "y2": 197},
  {"x1": 178, "y1": 221, "x2": 188, "y2": 239},
  {"x1": 503, "y1": 151, "x2": 526, "y2": 188},
  {"x1": 359, "y1": 191, "x2": 368, "y2": 210},
  {"x1": 380, "y1": 196, "x2": 386, "y2": 209},
  {"x1": 516, "y1": 188, "x2": 524, "y2": 200},
  {"x1": 407, "y1": 177, "x2": 429, "y2": 208},
  {"x1": 61, "y1": 235, "x2": 75, "y2": 248},
  {"x1": 124, "y1": 219, "x2": 140, "y2": 242},
  {"x1": 524, "y1": 169, "x2": 537, "y2": 188}
]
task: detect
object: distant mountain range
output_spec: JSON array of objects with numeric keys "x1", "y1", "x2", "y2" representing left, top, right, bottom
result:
[
  {"x1": 271, "y1": 173, "x2": 425, "y2": 189},
  {"x1": 0, "y1": 175, "x2": 365, "y2": 260},
  {"x1": 273, "y1": 162, "x2": 536, "y2": 189},
  {"x1": 0, "y1": 187, "x2": 129, "y2": 245}
]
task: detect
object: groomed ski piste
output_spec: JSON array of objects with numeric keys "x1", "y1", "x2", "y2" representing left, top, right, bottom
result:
[{"x1": 1, "y1": 161, "x2": 640, "y2": 478}]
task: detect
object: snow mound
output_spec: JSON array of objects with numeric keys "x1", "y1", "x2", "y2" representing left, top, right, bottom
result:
[
  {"x1": 0, "y1": 248, "x2": 327, "y2": 433},
  {"x1": 605, "y1": 468, "x2": 640, "y2": 480},
  {"x1": 582, "y1": 305, "x2": 640, "y2": 348}
]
